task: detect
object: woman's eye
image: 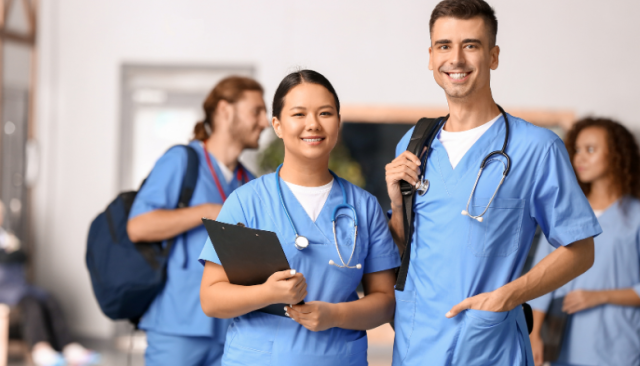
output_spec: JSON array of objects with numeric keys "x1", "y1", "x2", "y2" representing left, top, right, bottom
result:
[
  {"x1": 587, "y1": 147, "x2": 595, "y2": 153},
  {"x1": 320, "y1": 111, "x2": 332, "y2": 116},
  {"x1": 292, "y1": 113, "x2": 304, "y2": 117}
]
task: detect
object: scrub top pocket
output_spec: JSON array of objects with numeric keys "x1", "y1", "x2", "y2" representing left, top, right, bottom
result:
[
  {"x1": 467, "y1": 197, "x2": 524, "y2": 257},
  {"x1": 451, "y1": 308, "x2": 521, "y2": 366},
  {"x1": 392, "y1": 289, "x2": 416, "y2": 363}
]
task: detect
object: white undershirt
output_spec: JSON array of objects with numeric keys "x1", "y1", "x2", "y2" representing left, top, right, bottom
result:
[
  {"x1": 284, "y1": 179, "x2": 334, "y2": 222},
  {"x1": 593, "y1": 209, "x2": 604, "y2": 218},
  {"x1": 217, "y1": 161, "x2": 234, "y2": 183},
  {"x1": 438, "y1": 114, "x2": 501, "y2": 169}
]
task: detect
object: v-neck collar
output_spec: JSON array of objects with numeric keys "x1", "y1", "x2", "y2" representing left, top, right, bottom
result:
[
  {"x1": 278, "y1": 175, "x2": 343, "y2": 245},
  {"x1": 432, "y1": 114, "x2": 507, "y2": 192},
  {"x1": 196, "y1": 141, "x2": 243, "y2": 195}
]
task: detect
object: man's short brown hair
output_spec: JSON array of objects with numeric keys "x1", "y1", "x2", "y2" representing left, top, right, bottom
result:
[{"x1": 429, "y1": 0, "x2": 498, "y2": 47}]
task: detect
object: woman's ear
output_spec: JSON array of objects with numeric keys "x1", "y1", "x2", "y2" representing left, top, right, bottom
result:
[{"x1": 272, "y1": 116, "x2": 283, "y2": 139}]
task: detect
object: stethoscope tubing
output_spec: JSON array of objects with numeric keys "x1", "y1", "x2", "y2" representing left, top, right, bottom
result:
[{"x1": 275, "y1": 165, "x2": 361, "y2": 269}]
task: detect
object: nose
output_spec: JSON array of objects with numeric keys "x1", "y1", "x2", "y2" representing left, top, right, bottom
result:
[
  {"x1": 306, "y1": 113, "x2": 321, "y2": 131},
  {"x1": 450, "y1": 45, "x2": 466, "y2": 68}
]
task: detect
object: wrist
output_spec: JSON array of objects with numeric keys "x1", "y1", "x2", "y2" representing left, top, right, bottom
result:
[
  {"x1": 493, "y1": 286, "x2": 519, "y2": 311},
  {"x1": 257, "y1": 283, "x2": 276, "y2": 306},
  {"x1": 330, "y1": 303, "x2": 346, "y2": 328},
  {"x1": 595, "y1": 290, "x2": 608, "y2": 305}
]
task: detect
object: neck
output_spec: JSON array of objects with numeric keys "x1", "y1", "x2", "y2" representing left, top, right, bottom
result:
[
  {"x1": 279, "y1": 152, "x2": 333, "y2": 187},
  {"x1": 204, "y1": 132, "x2": 243, "y2": 171},
  {"x1": 444, "y1": 89, "x2": 500, "y2": 132},
  {"x1": 588, "y1": 176, "x2": 620, "y2": 210}
]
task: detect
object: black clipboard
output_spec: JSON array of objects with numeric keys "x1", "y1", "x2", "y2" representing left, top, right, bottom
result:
[{"x1": 202, "y1": 218, "x2": 301, "y2": 317}]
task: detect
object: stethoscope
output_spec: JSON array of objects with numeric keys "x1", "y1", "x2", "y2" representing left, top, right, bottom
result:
[
  {"x1": 415, "y1": 105, "x2": 511, "y2": 223},
  {"x1": 275, "y1": 165, "x2": 362, "y2": 270}
]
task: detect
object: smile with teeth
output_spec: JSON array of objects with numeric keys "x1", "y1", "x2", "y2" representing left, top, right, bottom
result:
[
  {"x1": 302, "y1": 138, "x2": 324, "y2": 142},
  {"x1": 448, "y1": 72, "x2": 469, "y2": 80}
]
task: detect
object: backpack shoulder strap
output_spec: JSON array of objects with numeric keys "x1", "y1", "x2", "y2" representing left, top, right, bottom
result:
[
  {"x1": 395, "y1": 117, "x2": 444, "y2": 291},
  {"x1": 177, "y1": 145, "x2": 199, "y2": 208},
  {"x1": 164, "y1": 145, "x2": 200, "y2": 262}
]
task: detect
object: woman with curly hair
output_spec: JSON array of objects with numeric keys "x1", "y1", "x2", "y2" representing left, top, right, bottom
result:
[{"x1": 529, "y1": 118, "x2": 640, "y2": 366}]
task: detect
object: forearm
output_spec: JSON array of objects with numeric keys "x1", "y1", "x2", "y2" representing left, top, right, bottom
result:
[
  {"x1": 531, "y1": 310, "x2": 546, "y2": 337},
  {"x1": 200, "y1": 282, "x2": 272, "y2": 319},
  {"x1": 332, "y1": 291, "x2": 395, "y2": 331},
  {"x1": 388, "y1": 205, "x2": 406, "y2": 255},
  {"x1": 498, "y1": 238, "x2": 594, "y2": 309},
  {"x1": 128, "y1": 204, "x2": 220, "y2": 242},
  {"x1": 597, "y1": 288, "x2": 640, "y2": 307}
]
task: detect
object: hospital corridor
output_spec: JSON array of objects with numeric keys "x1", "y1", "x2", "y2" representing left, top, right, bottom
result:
[{"x1": 1, "y1": 0, "x2": 640, "y2": 365}]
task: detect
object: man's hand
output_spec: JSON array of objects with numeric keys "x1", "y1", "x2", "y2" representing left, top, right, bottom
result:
[
  {"x1": 286, "y1": 302, "x2": 339, "y2": 332},
  {"x1": 445, "y1": 289, "x2": 514, "y2": 318},
  {"x1": 385, "y1": 151, "x2": 422, "y2": 209},
  {"x1": 562, "y1": 289, "x2": 603, "y2": 314}
]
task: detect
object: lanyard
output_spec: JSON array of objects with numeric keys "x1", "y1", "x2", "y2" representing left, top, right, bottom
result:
[{"x1": 202, "y1": 144, "x2": 248, "y2": 202}]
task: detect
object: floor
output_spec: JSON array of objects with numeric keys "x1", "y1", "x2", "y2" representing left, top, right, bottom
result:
[{"x1": 7, "y1": 324, "x2": 395, "y2": 366}]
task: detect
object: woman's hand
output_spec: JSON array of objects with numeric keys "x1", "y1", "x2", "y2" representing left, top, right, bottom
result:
[
  {"x1": 262, "y1": 269, "x2": 307, "y2": 305},
  {"x1": 286, "y1": 302, "x2": 339, "y2": 332},
  {"x1": 562, "y1": 289, "x2": 603, "y2": 314},
  {"x1": 529, "y1": 332, "x2": 544, "y2": 366}
]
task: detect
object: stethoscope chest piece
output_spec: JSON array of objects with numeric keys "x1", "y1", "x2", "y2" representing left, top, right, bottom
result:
[
  {"x1": 416, "y1": 178, "x2": 430, "y2": 196},
  {"x1": 294, "y1": 235, "x2": 309, "y2": 250}
]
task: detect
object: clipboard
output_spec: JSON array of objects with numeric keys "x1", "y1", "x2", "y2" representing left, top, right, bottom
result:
[{"x1": 202, "y1": 218, "x2": 302, "y2": 317}]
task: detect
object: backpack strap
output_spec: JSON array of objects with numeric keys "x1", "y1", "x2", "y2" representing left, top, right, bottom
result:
[
  {"x1": 163, "y1": 145, "x2": 200, "y2": 269},
  {"x1": 395, "y1": 117, "x2": 445, "y2": 291}
]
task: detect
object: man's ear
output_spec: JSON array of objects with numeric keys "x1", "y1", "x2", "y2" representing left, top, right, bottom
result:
[
  {"x1": 428, "y1": 46, "x2": 434, "y2": 71},
  {"x1": 490, "y1": 45, "x2": 500, "y2": 70},
  {"x1": 272, "y1": 117, "x2": 283, "y2": 138},
  {"x1": 217, "y1": 100, "x2": 234, "y2": 126}
]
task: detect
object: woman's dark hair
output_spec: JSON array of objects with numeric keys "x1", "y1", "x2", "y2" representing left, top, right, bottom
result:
[
  {"x1": 272, "y1": 70, "x2": 340, "y2": 119},
  {"x1": 193, "y1": 76, "x2": 264, "y2": 141},
  {"x1": 565, "y1": 117, "x2": 640, "y2": 199},
  {"x1": 429, "y1": 0, "x2": 498, "y2": 47}
]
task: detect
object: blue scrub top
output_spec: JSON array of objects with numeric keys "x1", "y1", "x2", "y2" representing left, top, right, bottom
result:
[
  {"x1": 530, "y1": 196, "x2": 640, "y2": 366},
  {"x1": 129, "y1": 140, "x2": 254, "y2": 339},
  {"x1": 199, "y1": 173, "x2": 401, "y2": 366},
  {"x1": 392, "y1": 114, "x2": 602, "y2": 366}
]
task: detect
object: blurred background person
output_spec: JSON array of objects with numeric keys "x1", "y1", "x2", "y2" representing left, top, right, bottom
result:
[
  {"x1": 529, "y1": 118, "x2": 640, "y2": 366},
  {"x1": 126, "y1": 76, "x2": 268, "y2": 366},
  {"x1": 0, "y1": 200, "x2": 99, "y2": 366}
]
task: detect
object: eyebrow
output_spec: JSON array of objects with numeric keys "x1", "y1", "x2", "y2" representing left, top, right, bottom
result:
[
  {"x1": 289, "y1": 105, "x2": 335, "y2": 110},
  {"x1": 434, "y1": 38, "x2": 483, "y2": 45}
]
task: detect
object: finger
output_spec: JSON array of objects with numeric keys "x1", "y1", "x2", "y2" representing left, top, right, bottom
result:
[
  {"x1": 388, "y1": 170, "x2": 420, "y2": 187},
  {"x1": 446, "y1": 299, "x2": 470, "y2": 318},
  {"x1": 397, "y1": 151, "x2": 421, "y2": 165},
  {"x1": 386, "y1": 158, "x2": 421, "y2": 173},
  {"x1": 272, "y1": 269, "x2": 297, "y2": 281},
  {"x1": 291, "y1": 304, "x2": 313, "y2": 314}
]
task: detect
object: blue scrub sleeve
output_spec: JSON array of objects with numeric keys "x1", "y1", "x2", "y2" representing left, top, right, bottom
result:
[
  {"x1": 528, "y1": 235, "x2": 556, "y2": 312},
  {"x1": 529, "y1": 138, "x2": 602, "y2": 248},
  {"x1": 363, "y1": 197, "x2": 402, "y2": 274},
  {"x1": 198, "y1": 191, "x2": 248, "y2": 266},
  {"x1": 129, "y1": 147, "x2": 188, "y2": 219}
]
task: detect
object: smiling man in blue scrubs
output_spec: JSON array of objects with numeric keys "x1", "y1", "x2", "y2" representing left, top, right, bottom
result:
[{"x1": 384, "y1": 1, "x2": 602, "y2": 365}]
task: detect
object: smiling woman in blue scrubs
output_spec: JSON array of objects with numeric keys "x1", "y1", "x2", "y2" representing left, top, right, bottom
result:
[
  {"x1": 529, "y1": 118, "x2": 640, "y2": 366},
  {"x1": 127, "y1": 76, "x2": 268, "y2": 366},
  {"x1": 199, "y1": 70, "x2": 400, "y2": 366}
]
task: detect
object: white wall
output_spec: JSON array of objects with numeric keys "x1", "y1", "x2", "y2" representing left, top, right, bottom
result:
[{"x1": 33, "y1": 0, "x2": 640, "y2": 338}]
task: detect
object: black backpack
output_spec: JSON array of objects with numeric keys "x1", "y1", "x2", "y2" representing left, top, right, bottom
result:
[
  {"x1": 394, "y1": 118, "x2": 533, "y2": 334},
  {"x1": 86, "y1": 145, "x2": 199, "y2": 325}
]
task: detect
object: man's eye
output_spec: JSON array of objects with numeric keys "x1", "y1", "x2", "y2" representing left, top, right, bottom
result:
[
  {"x1": 587, "y1": 147, "x2": 595, "y2": 153},
  {"x1": 440, "y1": 45, "x2": 449, "y2": 50}
]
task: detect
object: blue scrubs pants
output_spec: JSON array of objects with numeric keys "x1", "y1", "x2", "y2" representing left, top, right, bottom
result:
[{"x1": 145, "y1": 330, "x2": 224, "y2": 366}]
